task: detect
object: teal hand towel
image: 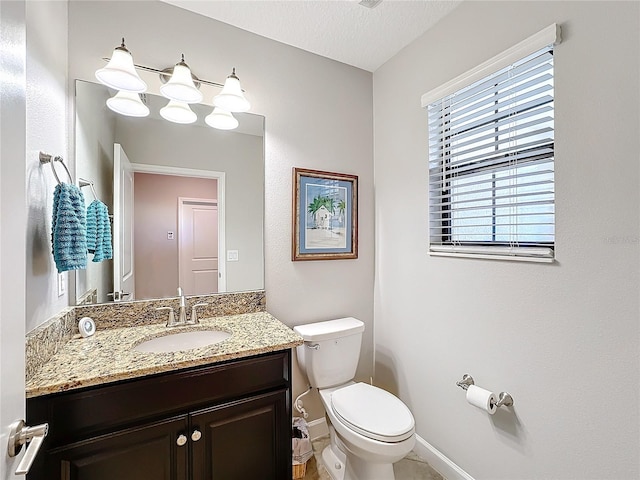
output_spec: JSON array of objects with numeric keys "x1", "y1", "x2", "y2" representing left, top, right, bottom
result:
[
  {"x1": 86, "y1": 201, "x2": 98, "y2": 253},
  {"x1": 86, "y1": 200, "x2": 113, "y2": 262},
  {"x1": 51, "y1": 183, "x2": 87, "y2": 272}
]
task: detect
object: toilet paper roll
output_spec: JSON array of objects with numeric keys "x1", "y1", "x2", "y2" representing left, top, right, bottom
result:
[{"x1": 466, "y1": 385, "x2": 497, "y2": 414}]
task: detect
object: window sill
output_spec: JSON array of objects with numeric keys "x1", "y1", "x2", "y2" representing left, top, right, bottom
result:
[{"x1": 429, "y1": 245, "x2": 554, "y2": 263}]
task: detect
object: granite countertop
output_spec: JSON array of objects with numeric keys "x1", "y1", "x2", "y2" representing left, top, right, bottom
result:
[{"x1": 26, "y1": 312, "x2": 303, "y2": 398}]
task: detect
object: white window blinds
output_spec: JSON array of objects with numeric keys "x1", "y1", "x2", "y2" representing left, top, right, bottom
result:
[{"x1": 425, "y1": 26, "x2": 560, "y2": 262}]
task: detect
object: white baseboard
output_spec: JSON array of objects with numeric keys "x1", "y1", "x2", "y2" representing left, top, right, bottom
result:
[
  {"x1": 307, "y1": 417, "x2": 329, "y2": 441},
  {"x1": 413, "y1": 434, "x2": 475, "y2": 480}
]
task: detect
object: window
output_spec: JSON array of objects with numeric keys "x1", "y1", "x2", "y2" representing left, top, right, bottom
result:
[{"x1": 422, "y1": 25, "x2": 560, "y2": 262}]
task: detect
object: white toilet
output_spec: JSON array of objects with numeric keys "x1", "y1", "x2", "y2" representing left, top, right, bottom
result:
[{"x1": 294, "y1": 317, "x2": 416, "y2": 480}]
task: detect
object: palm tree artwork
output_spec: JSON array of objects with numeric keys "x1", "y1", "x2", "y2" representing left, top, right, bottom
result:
[
  {"x1": 292, "y1": 168, "x2": 358, "y2": 261},
  {"x1": 307, "y1": 196, "x2": 325, "y2": 227},
  {"x1": 293, "y1": 167, "x2": 357, "y2": 260},
  {"x1": 307, "y1": 195, "x2": 338, "y2": 229}
]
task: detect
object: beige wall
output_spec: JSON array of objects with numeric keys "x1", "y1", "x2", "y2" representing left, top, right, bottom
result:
[
  {"x1": 134, "y1": 173, "x2": 217, "y2": 299},
  {"x1": 25, "y1": 0, "x2": 70, "y2": 332},
  {"x1": 373, "y1": 1, "x2": 639, "y2": 479}
]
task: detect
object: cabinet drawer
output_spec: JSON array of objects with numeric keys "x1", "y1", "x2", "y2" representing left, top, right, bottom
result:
[{"x1": 28, "y1": 350, "x2": 291, "y2": 447}]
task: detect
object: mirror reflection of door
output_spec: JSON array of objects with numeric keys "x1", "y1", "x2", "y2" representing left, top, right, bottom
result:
[
  {"x1": 133, "y1": 171, "x2": 222, "y2": 299},
  {"x1": 179, "y1": 198, "x2": 219, "y2": 295},
  {"x1": 113, "y1": 143, "x2": 135, "y2": 301}
]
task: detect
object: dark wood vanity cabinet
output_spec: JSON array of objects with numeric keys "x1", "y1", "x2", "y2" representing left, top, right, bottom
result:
[{"x1": 26, "y1": 350, "x2": 293, "y2": 480}]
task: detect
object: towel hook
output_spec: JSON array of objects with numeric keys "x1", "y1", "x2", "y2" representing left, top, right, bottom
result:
[
  {"x1": 79, "y1": 178, "x2": 99, "y2": 201},
  {"x1": 39, "y1": 151, "x2": 72, "y2": 185}
]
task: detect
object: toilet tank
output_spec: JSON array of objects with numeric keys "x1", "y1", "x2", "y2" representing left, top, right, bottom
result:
[{"x1": 293, "y1": 318, "x2": 365, "y2": 389}]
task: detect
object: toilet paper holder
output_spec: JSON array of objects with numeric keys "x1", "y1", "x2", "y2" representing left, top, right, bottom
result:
[{"x1": 456, "y1": 374, "x2": 514, "y2": 408}]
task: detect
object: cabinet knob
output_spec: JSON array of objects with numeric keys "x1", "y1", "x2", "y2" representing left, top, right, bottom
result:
[
  {"x1": 176, "y1": 434, "x2": 187, "y2": 447},
  {"x1": 191, "y1": 430, "x2": 202, "y2": 442}
]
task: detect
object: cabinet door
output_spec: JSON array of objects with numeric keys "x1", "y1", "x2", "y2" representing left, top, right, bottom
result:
[
  {"x1": 43, "y1": 416, "x2": 188, "y2": 480},
  {"x1": 190, "y1": 389, "x2": 290, "y2": 480}
]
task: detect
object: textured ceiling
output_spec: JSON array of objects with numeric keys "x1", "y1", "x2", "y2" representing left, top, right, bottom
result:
[{"x1": 161, "y1": 0, "x2": 461, "y2": 72}]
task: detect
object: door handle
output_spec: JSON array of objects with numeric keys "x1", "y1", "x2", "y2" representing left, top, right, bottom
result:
[
  {"x1": 107, "y1": 291, "x2": 131, "y2": 301},
  {"x1": 8, "y1": 420, "x2": 49, "y2": 475}
]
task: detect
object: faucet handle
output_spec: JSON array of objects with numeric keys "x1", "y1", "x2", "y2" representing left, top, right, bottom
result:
[
  {"x1": 189, "y1": 303, "x2": 208, "y2": 325},
  {"x1": 156, "y1": 307, "x2": 177, "y2": 327}
]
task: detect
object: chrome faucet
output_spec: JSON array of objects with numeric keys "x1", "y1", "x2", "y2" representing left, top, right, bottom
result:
[
  {"x1": 155, "y1": 287, "x2": 208, "y2": 327},
  {"x1": 156, "y1": 287, "x2": 187, "y2": 327}
]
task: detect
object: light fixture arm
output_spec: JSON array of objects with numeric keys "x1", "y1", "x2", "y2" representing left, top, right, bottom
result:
[{"x1": 101, "y1": 57, "x2": 228, "y2": 90}]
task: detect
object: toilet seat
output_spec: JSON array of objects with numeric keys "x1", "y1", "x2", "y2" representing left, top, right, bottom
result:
[{"x1": 330, "y1": 382, "x2": 415, "y2": 442}]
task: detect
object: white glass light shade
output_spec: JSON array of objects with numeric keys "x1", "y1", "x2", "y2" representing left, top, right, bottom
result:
[
  {"x1": 159, "y1": 100, "x2": 197, "y2": 124},
  {"x1": 95, "y1": 47, "x2": 147, "y2": 93},
  {"x1": 205, "y1": 107, "x2": 239, "y2": 130},
  {"x1": 160, "y1": 63, "x2": 203, "y2": 104},
  {"x1": 213, "y1": 70, "x2": 250, "y2": 112},
  {"x1": 106, "y1": 90, "x2": 149, "y2": 117}
]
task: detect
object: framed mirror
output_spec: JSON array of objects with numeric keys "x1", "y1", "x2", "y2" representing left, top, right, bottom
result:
[{"x1": 74, "y1": 80, "x2": 264, "y2": 304}]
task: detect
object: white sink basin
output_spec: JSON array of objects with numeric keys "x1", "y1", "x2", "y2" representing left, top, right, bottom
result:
[{"x1": 134, "y1": 330, "x2": 231, "y2": 353}]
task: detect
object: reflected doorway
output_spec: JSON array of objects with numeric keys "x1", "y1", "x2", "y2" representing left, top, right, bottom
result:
[
  {"x1": 133, "y1": 168, "x2": 225, "y2": 299},
  {"x1": 178, "y1": 198, "x2": 219, "y2": 295}
]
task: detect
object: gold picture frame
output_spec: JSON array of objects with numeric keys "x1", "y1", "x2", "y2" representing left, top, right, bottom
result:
[{"x1": 292, "y1": 167, "x2": 358, "y2": 261}]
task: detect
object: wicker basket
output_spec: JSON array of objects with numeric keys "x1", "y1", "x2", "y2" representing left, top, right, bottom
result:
[{"x1": 292, "y1": 462, "x2": 307, "y2": 479}]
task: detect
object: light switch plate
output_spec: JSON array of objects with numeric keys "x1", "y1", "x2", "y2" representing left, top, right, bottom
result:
[{"x1": 227, "y1": 250, "x2": 239, "y2": 262}]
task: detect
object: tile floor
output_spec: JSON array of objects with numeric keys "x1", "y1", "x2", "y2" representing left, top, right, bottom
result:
[{"x1": 302, "y1": 436, "x2": 444, "y2": 480}]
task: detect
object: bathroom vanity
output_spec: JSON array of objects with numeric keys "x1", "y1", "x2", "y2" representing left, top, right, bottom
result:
[{"x1": 25, "y1": 310, "x2": 302, "y2": 480}]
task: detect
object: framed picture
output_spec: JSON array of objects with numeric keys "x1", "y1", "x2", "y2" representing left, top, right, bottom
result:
[{"x1": 292, "y1": 168, "x2": 358, "y2": 261}]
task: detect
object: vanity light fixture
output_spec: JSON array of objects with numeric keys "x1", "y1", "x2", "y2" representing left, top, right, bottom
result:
[
  {"x1": 106, "y1": 90, "x2": 150, "y2": 117},
  {"x1": 213, "y1": 68, "x2": 251, "y2": 113},
  {"x1": 205, "y1": 107, "x2": 239, "y2": 130},
  {"x1": 95, "y1": 38, "x2": 147, "y2": 93},
  {"x1": 159, "y1": 54, "x2": 203, "y2": 104},
  {"x1": 96, "y1": 39, "x2": 250, "y2": 129},
  {"x1": 159, "y1": 100, "x2": 197, "y2": 124}
]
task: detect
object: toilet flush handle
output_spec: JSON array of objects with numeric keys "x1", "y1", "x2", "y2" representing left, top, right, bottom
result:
[{"x1": 305, "y1": 343, "x2": 320, "y2": 350}]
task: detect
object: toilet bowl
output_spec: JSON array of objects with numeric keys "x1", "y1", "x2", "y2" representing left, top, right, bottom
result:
[
  {"x1": 294, "y1": 318, "x2": 416, "y2": 480},
  {"x1": 319, "y1": 383, "x2": 416, "y2": 480}
]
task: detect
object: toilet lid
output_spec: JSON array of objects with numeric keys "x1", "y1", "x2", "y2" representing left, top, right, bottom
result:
[{"x1": 331, "y1": 383, "x2": 415, "y2": 442}]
